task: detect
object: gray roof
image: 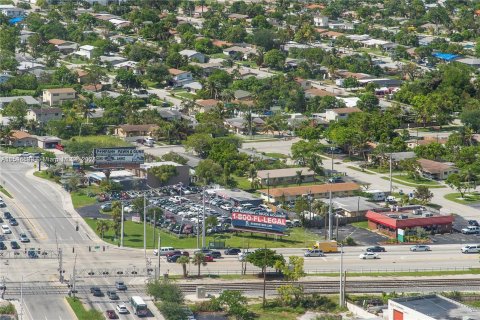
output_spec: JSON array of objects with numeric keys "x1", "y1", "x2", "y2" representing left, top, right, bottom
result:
[
  {"x1": 234, "y1": 90, "x2": 251, "y2": 99},
  {"x1": 0, "y1": 96, "x2": 39, "y2": 106},
  {"x1": 257, "y1": 167, "x2": 314, "y2": 179},
  {"x1": 321, "y1": 196, "x2": 382, "y2": 213},
  {"x1": 390, "y1": 295, "x2": 480, "y2": 319}
]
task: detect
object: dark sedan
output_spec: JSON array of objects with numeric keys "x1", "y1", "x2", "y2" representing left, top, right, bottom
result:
[
  {"x1": 366, "y1": 246, "x2": 386, "y2": 252},
  {"x1": 224, "y1": 248, "x2": 241, "y2": 255}
]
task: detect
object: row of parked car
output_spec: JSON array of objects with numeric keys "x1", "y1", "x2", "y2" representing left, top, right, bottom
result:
[{"x1": 96, "y1": 185, "x2": 200, "y2": 203}]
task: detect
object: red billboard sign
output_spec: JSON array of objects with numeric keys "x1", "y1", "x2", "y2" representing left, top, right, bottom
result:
[{"x1": 231, "y1": 212, "x2": 286, "y2": 233}]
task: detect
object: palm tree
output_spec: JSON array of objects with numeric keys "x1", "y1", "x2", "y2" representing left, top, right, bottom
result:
[
  {"x1": 220, "y1": 89, "x2": 235, "y2": 103},
  {"x1": 0, "y1": 127, "x2": 13, "y2": 147},
  {"x1": 111, "y1": 201, "x2": 122, "y2": 239},
  {"x1": 96, "y1": 220, "x2": 110, "y2": 239},
  {"x1": 248, "y1": 165, "x2": 257, "y2": 189},
  {"x1": 295, "y1": 170, "x2": 305, "y2": 186},
  {"x1": 177, "y1": 256, "x2": 190, "y2": 278},
  {"x1": 192, "y1": 253, "x2": 207, "y2": 277}
]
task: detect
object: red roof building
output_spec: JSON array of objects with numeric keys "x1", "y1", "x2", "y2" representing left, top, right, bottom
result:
[{"x1": 365, "y1": 207, "x2": 454, "y2": 240}]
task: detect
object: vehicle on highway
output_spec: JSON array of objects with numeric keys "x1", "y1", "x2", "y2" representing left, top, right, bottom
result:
[
  {"x1": 238, "y1": 251, "x2": 252, "y2": 261},
  {"x1": 107, "y1": 290, "x2": 119, "y2": 300},
  {"x1": 468, "y1": 220, "x2": 480, "y2": 227},
  {"x1": 410, "y1": 245, "x2": 431, "y2": 252},
  {"x1": 0, "y1": 242, "x2": 6, "y2": 250},
  {"x1": 167, "y1": 254, "x2": 183, "y2": 263},
  {"x1": 0, "y1": 201, "x2": 5, "y2": 208},
  {"x1": 366, "y1": 246, "x2": 386, "y2": 252},
  {"x1": 194, "y1": 248, "x2": 213, "y2": 255},
  {"x1": 130, "y1": 296, "x2": 148, "y2": 316},
  {"x1": 10, "y1": 241, "x2": 19, "y2": 249},
  {"x1": 90, "y1": 287, "x2": 102, "y2": 297},
  {"x1": 461, "y1": 244, "x2": 480, "y2": 254},
  {"x1": 210, "y1": 251, "x2": 222, "y2": 258},
  {"x1": 462, "y1": 226, "x2": 480, "y2": 234},
  {"x1": 204, "y1": 254, "x2": 214, "y2": 262},
  {"x1": 304, "y1": 249, "x2": 324, "y2": 257},
  {"x1": 153, "y1": 247, "x2": 175, "y2": 256},
  {"x1": 27, "y1": 249, "x2": 38, "y2": 259},
  {"x1": 115, "y1": 281, "x2": 127, "y2": 291},
  {"x1": 19, "y1": 233, "x2": 29, "y2": 243},
  {"x1": 3, "y1": 212, "x2": 11, "y2": 220},
  {"x1": 116, "y1": 304, "x2": 129, "y2": 314},
  {"x1": 105, "y1": 310, "x2": 118, "y2": 319},
  {"x1": 224, "y1": 248, "x2": 241, "y2": 255},
  {"x1": 165, "y1": 250, "x2": 189, "y2": 258},
  {"x1": 359, "y1": 252, "x2": 379, "y2": 259},
  {"x1": 1, "y1": 225, "x2": 11, "y2": 234},
  {"x1": 8, "y1": 218, "x2": 18, "y2": 226}
]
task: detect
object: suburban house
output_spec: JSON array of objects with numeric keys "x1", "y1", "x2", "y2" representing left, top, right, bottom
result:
[
  {"x1": 417, "y1": 158, "x2": 458, "y2": 180},
  {"x1": 305, "y1": 88, "x2": 336, "y2": 98},
  {"x1": 233, "y1": 90, "x2": 252, "y2": 101},
  {"x1": 8, "y1": 130, "x2": 37, "y2": 147},
  {"x1": 35, "y1": 135, "x2": 62, "y2": 149},
  {"x1": 48, "y1": 39, "x2": 79, "y2": 54},
  {"x1": 179, "y1": 49, "x2": 206, "y2": 63},
  {"x1": 114, "y1": 124, "x2": 159, "y2": 138},
  {"x1": 223, "y1": 46, "x2": 257, "y2": 59},
  {"x1": 26, "y1": 108, "x2": 63, "y2": 124},
  {"x1": 158, "y1": 109, "x2": 182, "y2": 121},
  {"x1": 0, "y1": 5, "x2": 24, "y2": 18},
  {"x1": 324, "y1": 107, "x2": 361, "y2": 121},
  {"x1": 321, "y1": 196, "x2": 382, "y2": 217},
  {"x1": 136, "y1": 161, "x2": 190, "y2": 187},
  {"x1": 0, "y1": 96, "x2": 40, "y2": 109},
  {"x1": 168, "y1": 68, "x2": 193, "y2": 87},
  {"x1": 313, "y1": 15, "x2": 329, "y2": 27},
  {"x1": 224, "y1": 117, "x2": 265, "y2": 135},
  {"x1": 195, "y1": 99, "x2": 220, "y2": 113},
  {"x1": 42, "y1": 88, "x2": 76, "y2": 106},
  {"x1": 75, "y1": 45, "x2": 96, "y2": 59},
  {"x1": 183, "y1": 81, "x2": 203, "y2": 93},
  {"x1": 255, "y1": 167, "x2": 315, "y2": 186},
  {"x1": 259, "y1": 182, "x2": 361, "y2": 203},
  {"x1": 0, "y1": 72, "x2": 12, "y2": 84}
]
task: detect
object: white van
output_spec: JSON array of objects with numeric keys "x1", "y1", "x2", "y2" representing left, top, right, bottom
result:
[
  {"x1": 153, "y1": 247, "x2": 175, "y2": 256},
  {"x1": 462, "y1": 244, "x2": 480, "y2": 253},
  {"x1": 365, "y1": 190, "x2": 386, "y2": 202}
]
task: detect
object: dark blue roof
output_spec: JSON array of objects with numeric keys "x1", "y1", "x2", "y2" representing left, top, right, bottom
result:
[{"x1": 433, "y1": 52, "x2": 459, "y2": 61}]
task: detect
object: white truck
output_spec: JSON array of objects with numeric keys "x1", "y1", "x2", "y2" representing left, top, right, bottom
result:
[{"x1": 365, "y1": 190, "x2": 386, "y2": 201}]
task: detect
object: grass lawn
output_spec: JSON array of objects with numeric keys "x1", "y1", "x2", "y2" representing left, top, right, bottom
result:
[
  {"x1": 347, "y1": 166, "x2": 374, "y2": 175},
  {"x1": 233, "y1": 175, "x2": 253, "y2": 191},
  {"x1": 444, "y1": 192, "x2": 480, "y2": 205},
  {"x1": 248, "y1": 303, "x2": 305, "y2": 320},
  {"x1": 33, "y1": 170, "x2": 58, "y2": 182},
  {"x1": 63, "y1": 135, "x2": 132, "y2": 148},
  {"x1": 174, "y1": 91, "x2": 197, "y2": 100},
  {"x1": 85, "y1": 218, "x2": 319, "y2": 249},
  {"x1": 381, "y1": 176, "x2": 444, "y2": 188},
  {"x1": 66, "y1": 297, "x2": 103, "y2": 320},
  {"x1": 264, "y1": 152, "x2": 288, "y2": 159},
  {"x1": 1, "y1": 146, "x2": 44, "y2": 155},
  {"x1": 71, "y1": 187, "x2": 100, "y2": 208},
  {"x1": 0, "y1": 185, "x2": 12, "y2": 199},
  {"x1": 351, "y1": 221, "x2": 368, "y2": 229},
  {"x1": 393, "y1": 174, "x2": 440, "y2": 186}
]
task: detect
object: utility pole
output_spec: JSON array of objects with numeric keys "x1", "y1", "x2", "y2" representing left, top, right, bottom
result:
[
  {"x1": 339, "y1": 244, "x2": 344, "y2": 307},
  {"x1": 58, "y1": 248, "x2": 63, "y2": 283},
  {"x1": 143, "y1": 194, "x2": 146, "y2": 259},
  {"x1": 328, "y1": 190, "x2": 333, "y2": 240},
  {"x1": 20, "y1": 275, "x2": 23, "y2": 320},
  {"x1": 121, "y1": 204, "x2": 124, "y2": 247},
  {"x1": 262, "y1": 245, "x2": 267, "y2": 308},
  {"x1": 157, "y1": 234, "x2": 161, "y2": 278},
  {"x1": 266, "y1": 173, "x2": 270, "y2": 204},
  {"x1": 152, "y1": 210, "x2": 156, "y2": 248},
  {"x1": 389, "y1": 153, "x2": 393, "y2": 195},
  {"x1": 331, "y1": 147, "x2": 334, "y2": 175},
  {"x1": 202, "y1": 184, "x2": 206, "y2": 249},
  {"x1": 72, "y1": 254, "x2": 77, "y2": 299}
]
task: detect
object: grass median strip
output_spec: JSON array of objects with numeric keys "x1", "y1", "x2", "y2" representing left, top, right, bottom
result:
[
  {"x1": 444, "y1": 192, "x2": 480, "y2": 204},
  {"x1": 0, "y1": 186, "x2": 12, "y2": 198},
  {"x1": 66, "y1": 297, "x2": 104, "y2": 320},
  {"x1": 346, "y1": 166, "x2": 374, "y2": 175},
  {"x1": 85, "y1": 218, "x2": 319, "y2": 249},
  {"x1": 381, "y1": 176, "x2": 445, "y2": 188}
]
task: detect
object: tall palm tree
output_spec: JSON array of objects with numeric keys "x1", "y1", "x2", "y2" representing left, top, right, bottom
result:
[
  {"x1": 0, "y1": 127, "x2": 13, "y2": 147},
  {"x1": 96, "y1": 220, "x2": 110, "y2": 239},
  {"x1": 192, "y1": 253, "x2": 207, "y2": 277},
  {"x1": 295, "y1": 170, "x2": 305, "y2": 186},
  {"x1": 248, "y1": 165, "x2": 258, "y2": 189},
  {"x1": 177, "y1": 256, "x2": 190, "y2": 278}
]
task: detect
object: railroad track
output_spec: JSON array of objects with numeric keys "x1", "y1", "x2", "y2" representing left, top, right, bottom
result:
[{"x1": 2, "y1": 278, "x2": 480, "y2": 297}]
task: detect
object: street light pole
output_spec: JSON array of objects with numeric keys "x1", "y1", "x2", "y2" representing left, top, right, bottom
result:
[
  {"x1": 389, "y1": 153, "x2": 393, "y2": 195},
  {"x1": 331, "y1": 147, "x2": 334, "y2": 175},
  {"x1": 202, "y1": 185, "x2": 206, "y2": 249},
  {"x1": 120, "y1": 204, "x2": 124, "y2": 247},
  {"x1": 339, "y1": 244, "x2": 344, "y2": 307},
  {"x1": 143, "y1": 194, "x2": 146, "y2": 259}
]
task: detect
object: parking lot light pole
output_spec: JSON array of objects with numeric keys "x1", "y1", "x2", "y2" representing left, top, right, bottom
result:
[
  {"x1": 143, "y1": 194, "x2": 146, "y2": 259},
  {"x1": 202, "y1": 185, "x2": 206, "y2": 249},
  {"x1": 120, "y1": 204, "x2": 124, "y2": 247}
]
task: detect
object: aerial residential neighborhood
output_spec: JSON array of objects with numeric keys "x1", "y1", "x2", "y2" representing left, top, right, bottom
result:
[{"x1": 1, "y1": 0, "x2": 480, "y2": 319}]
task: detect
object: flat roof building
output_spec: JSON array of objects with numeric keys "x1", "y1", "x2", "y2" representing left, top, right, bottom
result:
[
  {"x1": 214, "y1": 189, "x2": 262, "y2": 206},
  {"x1": 366, "y1": 206, "x2": 454, "y2": 240},
  {"x1": 256, "y1": 167, "x2": 315, "y2": 186},
  {"x1": 388, "y1": 294, "x2": 480, "y2": 320},
  {"x1": 321, "y1": 196, "x2": 383, "y2": 217}
]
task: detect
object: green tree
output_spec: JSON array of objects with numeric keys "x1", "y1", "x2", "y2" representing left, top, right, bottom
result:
[
  {"x1": 115, "y1": 69, "x2": 141, "y2": 90},
  {"x1": 82, "y1": 64, "x2": 108, "y2": 91},
  {"x1": 356, "y1": 92, "x2": 379, "y2": 112},
  {"x1": 279, "y1": 256, "x2": 306, "y2": 282},
  {"x1": 205, "y1": 215, "x2": 218, "y2": 230},
  {"x1": 192, "y1": 253, "x2": 208, "y2": 276},
  {"x1": 111, "y1": 201, "x2": 122, "y2": 239},
  {"x1": 148, "y1": 165, "x2": 178, "y2": 185},
  {"x1": 176, "y1": 256, "x2": 190, "y2": 278},
  {"x1": 399, "y1": 158, "x2": 421, "y2": 181},
  {"x1": 217, "y1": 290, "x2": 252, "y2": 320},
  {"x1": 195, "y1": 159, "x2": 223, "y2": 185},
  {"x1": 291, "y1": 140, "x2": 323, "y2": 166},
  {"x1": 1, "y1": 99, "x2": 28, "y2": 129},
  {"x1": 245, "y1": 248, "x2": 285, "y2": 276},
  {"x1": 184, "y1": 133, "x2": 214, "y2": 158},
  {"x1": 414, "y1": 186, "x2": 434, "y2": 205},
  {"x1": 295, "y1": 170, "x2": 305, "y2": 186},
  {"x1": 146, "y1": 280, "x2": 184, "y2": 303},
  {"x1": 159, "y1": 302, "x2": 189, "y2": 320},
  {"x1": 446, "y1": 173, "x2": 471, "y2": 198},
  {"x1": 96, "y1": 220, "x2": 110, "y2": 239},
  {"x1": 263, "y1": 49, "x2": 286, "y2": 70},
  {"x1": 342, "y1": 77, "x2": 359, "y2": 89}
]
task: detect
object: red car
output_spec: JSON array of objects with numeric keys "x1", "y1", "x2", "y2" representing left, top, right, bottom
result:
[
  {"x1": 165, "y1": 250, "x2": 189, "y2": 258},
  {"x1": 204, "y1": 254, "x2": 214, "y2": 262},
  {"x1": 106, "y1": 310, "x2": 118, "y2": 319}
]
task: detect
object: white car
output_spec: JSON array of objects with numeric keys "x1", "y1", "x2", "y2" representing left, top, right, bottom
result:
[
  {"x1": 410, "y1": 245, "x2": 431, "y2": 252},
  {"x1": 220, "y1": 204, "x2": 232, "y2": 211},
  {"x1": 238, "y1": 252, "x2": 252, "y2": 261},
  {"x1": 359, "y1": 252, "x2": 379, "y2": 259},
  {"x1": 304, "y1": 249, "x2": 324, "y2": 257},
  {"x1": 116, "y1": 304, "x2": 128, "y2": 314},
  {"x1": 1, "y1": 225, "x2": 11, "y2": 234}
]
